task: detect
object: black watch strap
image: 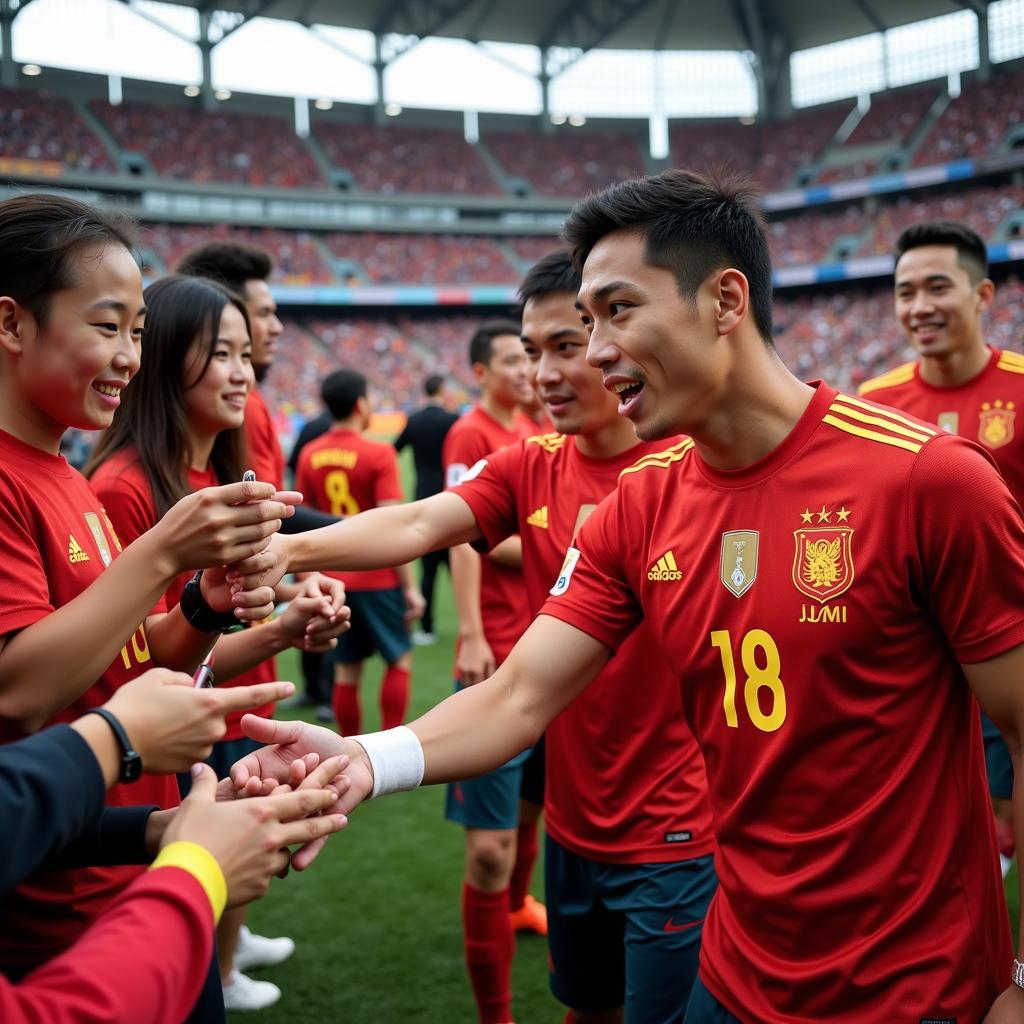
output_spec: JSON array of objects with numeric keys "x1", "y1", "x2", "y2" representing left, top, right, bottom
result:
[
  {"x1": 83, "y1": 707, "x2": 143, "y2": 783},
  {"x1": 179, "y1": 571, "x2": 242, "y2": 633}
]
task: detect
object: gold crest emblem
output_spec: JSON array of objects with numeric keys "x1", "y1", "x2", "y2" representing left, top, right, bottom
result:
[
  {"x1": 720, "y1": 530, "x2": 758, "y2": 598},
  {"x1": 83, "y1": 512, "x2": 114, "y2": 567},
  {"x1": 979, "y1": 401, "x2": 1015, "y2": 449},
  {"x1": 792, "y1": 523, "x2": 854, "y2": 603}
]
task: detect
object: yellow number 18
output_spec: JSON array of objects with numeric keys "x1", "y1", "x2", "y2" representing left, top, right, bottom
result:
[{"x1": 710, "y1": 628, "x2": 786, "y2": 733}]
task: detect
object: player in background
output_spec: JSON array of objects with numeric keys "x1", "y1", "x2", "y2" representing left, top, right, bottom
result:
[
  {"x1": 234, "y1": 249, "x2": 717, "y2": 1022},
  {"x1": 176, "y1": 239, "x2": 337, "y2": 994},
  {"x1": 859, "y1": 220, "x2": 1020, "y2": 876},
  {"x1": 296, "y1": 369, "x2": 424, "y2": 737},
  {"x1": 442, "y1": 321, "x2": 546, "y2": 1023},
  {"x1": 86, "y1": 274, "x2": 349, "y2": 1011},
  {"x1": 0, "y1": 194, "x2": 298, "y2": 1019},
  {"x1": 393, "y1": 374, "x2": 459, "y2": 645},
  {"x1": 233, "y1": 169, "x2": 1024, "y2": 1024}
]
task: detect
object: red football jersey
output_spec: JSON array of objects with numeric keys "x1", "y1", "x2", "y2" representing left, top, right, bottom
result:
[
  {"x1": 296, "y1": 427, "x2": 404, "y2": 592},
  {"x1": 541, "y1": 383, "x2": 1021, "y2": 1023},
  {"x1": 0, "y1": 429, "x2": 178, "y2": 967},
  {"x1": 861, "y1": 346, "x2": 1024, "y2": 501},
  {"x1": 451, "y1": 432, "x2": 713, "y2": 864},
  {"x1": 244, "y1": 387, "x2": 285, "y2": 490},
  {"x1": 442, "y1": 406, "x2": 532, "y2": 664},
  {"x1": 90, "y1": 450, "x2": 277, "y2": 740}
]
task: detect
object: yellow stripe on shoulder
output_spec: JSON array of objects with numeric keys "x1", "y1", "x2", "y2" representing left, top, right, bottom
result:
[
  {"x1": 857, "y1": 362, "x2": 916, "y2": 395},
  {"x1": 996, "y1": 355, "x2": 1024, "y2": 376},
  {"x1": 619, "y1": 438, "x2": 695, "y2": 478},
  {"x1": 823, "y1": 414, "x2": 924, "y2": 454},
  {"x1": 830, "y1": 395, "x2": 937, "y2": 441},
  {"x1": 996, "y1": 349, "x2": 1024, "y2": 363},
  {"x1": 526, "y1": 432, "x2": 567, "y2": 453}
]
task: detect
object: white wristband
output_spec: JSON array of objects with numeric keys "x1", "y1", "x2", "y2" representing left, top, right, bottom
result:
[{"x1": 351, "y1": 726, "x2": 424, "y2": 798}]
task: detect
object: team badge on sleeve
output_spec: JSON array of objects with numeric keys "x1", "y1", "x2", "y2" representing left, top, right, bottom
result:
[
  {"x1": 83, "y1": 512, "x2": 114, "y2": 567},
  {"x1": 550, "y1": 547, "x2": 581, "y2": 596},
  {"x1": 792, "y1": 508, "x2": 854, "y2": 603},
  {"x1": 720, "y1": 530, "x2": 758, "y2": 597},
  {"x1": 447, "y1": 459, "x2": 487, "y2": 487},
  {"x1": 979, "y1": 400, "x2": 1015, "y2": 449}
]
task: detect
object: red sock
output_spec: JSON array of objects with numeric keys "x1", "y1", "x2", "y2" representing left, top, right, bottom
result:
[
  {"x1": 509, "y1": 819, "x2": 539, "y2": 913},
  {"x1": 332, "y1": 684, "x2": 360, "y2": 736},
  {"x1": 462, "y1": 883, "x2": 513, "y2": 1024},
  {"x1": 380, "y1": 664, "x2": 411, "y2": 729}
]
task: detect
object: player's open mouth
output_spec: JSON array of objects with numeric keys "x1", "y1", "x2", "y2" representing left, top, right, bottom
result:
[
  {"x1": 543, "y1": 394, "x2": 574, "y2": 414},
  {"x1": 223, "y1": 391, "x2": 248, "y2": 408},
  {"x1": 610, "y1": 380, "x2": 644, "y2": 415}
]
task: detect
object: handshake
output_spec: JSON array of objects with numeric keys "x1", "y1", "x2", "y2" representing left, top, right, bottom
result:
[{"x1": 91, "y1": 670, "x2": 352, "y2": 906}]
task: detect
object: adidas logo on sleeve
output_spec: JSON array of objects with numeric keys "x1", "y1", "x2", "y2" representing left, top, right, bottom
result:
[{"x1": 648, "y1": 550, "x2": 682, "y2": 581}]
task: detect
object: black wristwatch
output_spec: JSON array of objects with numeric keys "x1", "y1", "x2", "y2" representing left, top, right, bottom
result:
[
  {"x1": 179, "y1": 571, "x2": 243, "y2": 633},
  {"x1": 83, "y1": 707, "x2": 142, "y2": 783}
]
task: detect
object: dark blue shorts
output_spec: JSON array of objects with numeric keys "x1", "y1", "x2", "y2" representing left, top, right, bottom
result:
[
  {"x1": 981, "y1": 709, "x2": 1014, "y2": 800},
  {"x1": 683, "y1": 976, "x2": 743, "y2": 1024},
  {"x1": 444, "y1": 693, "x2": 545, "y2": 830},
  {"x1": 334, "y1": 587, "x2": 410, "y2": 666},
  {"x1": 546, "y1": 835, "x2": 717, "y2": 1021}
]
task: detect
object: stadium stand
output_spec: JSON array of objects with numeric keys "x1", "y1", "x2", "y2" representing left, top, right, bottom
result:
[
  {"x1": 913, "y1": 65, "x2": 1024, "y2": 166},
  {"x1": 326, "y1": 231, "x2": 517, "y2": 284},
  {"x1": 670, "y1": 102, "x2": 852, "y2": 190},
  {"x1": 91, "y1": 100, "x2": 325, "y2": 187},
  {"x1": 505, "y1": 235, "x2": 564, "y2": 268},
  {"x1": 0, "y1": 88, "x2": 113, "y2": 172},
  {"x1": 143, "y1": 223, "x2": 335, "y2": 284},
  {"x1": 314, "y1": 121, "x2": 502, "y2": 196},
  {"x1": 769, "y1": 204, "x2": 867, "y2": 265},
  {"x1": 486, "y1": 130, "x2": 647, "y2": 197}
]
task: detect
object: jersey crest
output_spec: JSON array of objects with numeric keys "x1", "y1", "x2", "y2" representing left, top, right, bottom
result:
[
  {"x1": 979, "y1": 400, "x2": 1015, "y2": 449},
  {"x1": 792, "y1": 510, "x2": 855, "y2": 603},
  {"x1": 720, "y1": 530, "x2": 758, "y2": 597}
]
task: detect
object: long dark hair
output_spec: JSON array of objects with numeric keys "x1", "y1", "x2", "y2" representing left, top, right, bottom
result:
[{"x1": 86, "y1": 275, "x2": 250, "y2": 517}]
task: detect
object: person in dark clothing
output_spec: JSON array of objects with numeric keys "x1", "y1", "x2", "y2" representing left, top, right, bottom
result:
[{"x1": 393, "y1": 375, "x2": 459, "y2": 643}]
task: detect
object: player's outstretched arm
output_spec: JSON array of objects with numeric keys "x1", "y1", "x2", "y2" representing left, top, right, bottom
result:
[
  {"x1": 234, "y1": 614, "x2": 610, "y2": 813},
  {"x1": 966, "y1": 646, "x2": 1024, "y2": 1022},
  {"x1": 229, "y1": 491, "x2": 480, "y2": 592}
]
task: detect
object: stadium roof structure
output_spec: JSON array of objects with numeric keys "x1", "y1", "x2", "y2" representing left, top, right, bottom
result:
[{"x1": 158, "y1": 0, "x2": 981, "y2": 56}]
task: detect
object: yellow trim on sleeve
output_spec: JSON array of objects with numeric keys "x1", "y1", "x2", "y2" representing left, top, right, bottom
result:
[
  {"x1": 822, "y1": 414, "x2": 923, "y2": 453},
  {"x1": 828, "y1": 401, "x2": 935, "y2": 442},
  {"x1": 150, "y1": 841, "x2": 228, "y2": 923}
]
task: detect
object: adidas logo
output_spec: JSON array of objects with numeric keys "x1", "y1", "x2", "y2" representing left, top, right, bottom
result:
[
  {"x1": 527, "y1": 506, "x2": 549, "y2": 529},
  {"x1": 68, "y1": 534, "x2": 90, "y2": 564},
  {"x1": 648, "y1": 550, "x2": 682, "y2": 581}
]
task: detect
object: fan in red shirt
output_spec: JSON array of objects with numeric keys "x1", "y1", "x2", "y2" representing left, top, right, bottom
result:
[
  {"x1": 235, "y1": 169, "x2": 1024, "y2": 1024},
  {"x1": 861, "y1": 220, "x2": 1024, "y2": 879},
  {"x1": 86, "y1": 274, "x2": 347, "y2": 1014},
  {"x1": 295, "y1": 368, "x2": 423, "y2": 739},
  {"x1": 0, "y1": 195, "x2": 297, "y2": 1005}
]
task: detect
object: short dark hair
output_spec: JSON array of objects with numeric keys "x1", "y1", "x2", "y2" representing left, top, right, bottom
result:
[
  {"x1": 424, "y1": 374, "x2": 445, "y2": 397},
  {"x1": 176, "y1": 241, "x2": 273, "y2": 297},
  {"x1": 518, "y1": 249, "x2": 581, "y2": 305},
  {"x1": 895, "y1": 220, "x2": 989, "y2": 284},
  {"x1": 562, "y1": 168, "x2": 774, "y2": 343},
  {"x1": 322, "y1": 368, "x2": 367, "y2": 420},
  {"x1": 0, "y1": 193, "x2": 138, "y2": 326},
  {"x1": 469, "y1": 319, "x2": 522, "y2": 368}
]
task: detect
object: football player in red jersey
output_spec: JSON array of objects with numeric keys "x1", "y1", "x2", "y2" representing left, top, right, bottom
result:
[
  {"x1": 233, "y1": 170, "x2": 1024, "y2": 1024},
  {"x1": 860, "y1": 220, "x2": 1022, "y2": 875},
  {"x1": 230, "y1": 251, "x2": 716, "y2": 1022}
]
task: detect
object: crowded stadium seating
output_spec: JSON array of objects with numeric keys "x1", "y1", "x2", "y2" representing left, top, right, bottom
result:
[
  {"x1": 0, "y1": 88, "x2": 114, "y2": 172},
  {"x1": 913, "y1": 65, "x2": 1024, "y2": 166},
  {"x1": 90, "y1": 100, "x2": 326, "y2": 187},
  {"x1": 325, "y1": 231, "x2": 517, "y2": 284},
  {"x1": 485, "y1": 130, "x2": 647, "y2": 197},
  {"x1": 314, "y1": 121, "x2": 502, "y2": 196},
  {"x1": 143, "y1": 223, "x2": 335, "y2": 284}
]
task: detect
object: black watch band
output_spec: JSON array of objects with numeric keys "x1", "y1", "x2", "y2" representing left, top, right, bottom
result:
[
  {"x1": 179, "y1": 571, "x2": 242, "y2": 633},
  {"x1": 83, "y1": 707, "x2": 143, "y2": 783}
]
